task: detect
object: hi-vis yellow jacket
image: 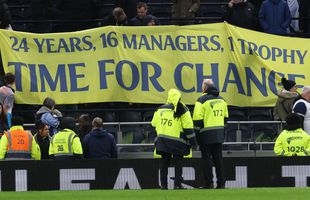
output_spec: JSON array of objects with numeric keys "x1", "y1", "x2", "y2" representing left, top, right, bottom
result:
[
  {"x1": 49, "y1": 128, "x2": 83, "y2": 159},
  {"x1": 274, "y1": 128, "x2": 310, "y2": 156},
  {"x1": 152, "y1": 89, "x2": 196, "y2": 156},
  {"x1": 193, "y1": 86, "x2": 228, "y2": 144}
]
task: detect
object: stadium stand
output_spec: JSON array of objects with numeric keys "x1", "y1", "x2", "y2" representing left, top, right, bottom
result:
[{"x1": 1, "y1": 0, "x2": 308, "y2": 155}]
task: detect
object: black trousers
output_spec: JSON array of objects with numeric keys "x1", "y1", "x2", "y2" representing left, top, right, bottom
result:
[
  {"x1": 200, "y1": 143, "x2": 225, "y2": 187},
  {"x1": 160, "y1": 152, "x2": 183, "y2": 188}
]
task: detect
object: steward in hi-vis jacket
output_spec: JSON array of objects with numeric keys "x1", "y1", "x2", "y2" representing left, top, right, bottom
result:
[
  {"x1": 274, "y1": 113, "x2": 310, "y2": 156},
  {"x1": 193, "y1": 79, "x2": 228, "y2": 189},
  {"x1": 152, "y1": 88, "x2": 197, "y2": 189}
]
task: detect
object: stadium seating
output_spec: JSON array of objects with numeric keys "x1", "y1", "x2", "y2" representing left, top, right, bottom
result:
[{"x1": 248, "y1": 108, "x2": 277, "y2": 142}]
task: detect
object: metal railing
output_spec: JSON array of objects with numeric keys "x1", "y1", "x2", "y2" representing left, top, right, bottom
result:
[{"x1": 24, "y1": 120, "x2": 282, "y2": 149}]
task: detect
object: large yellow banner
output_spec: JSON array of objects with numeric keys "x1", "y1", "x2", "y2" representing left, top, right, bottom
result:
[{"x1": 0, "y1": 23, "x2": 309, "y2": 106}]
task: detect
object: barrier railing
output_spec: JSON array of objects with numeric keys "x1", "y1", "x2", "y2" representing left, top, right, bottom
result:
[{"x1": 23, "y1": 120, "x2": 282, "y2": 153}]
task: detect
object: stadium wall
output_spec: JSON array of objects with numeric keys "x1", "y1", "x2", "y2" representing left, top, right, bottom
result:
[{"x1": 0, "y1": 157, "x2": 309, "y2": 191}]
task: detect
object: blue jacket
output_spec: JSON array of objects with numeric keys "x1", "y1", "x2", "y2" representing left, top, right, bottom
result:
[
  {"x1": 36, "y1": 106, "x2": 60, "y2": 136},
  {"x1": 82, "y1": 128, "x2": 117, "y2": 159},
  {"x1": 259, "y1": 0, "x2": 291, "y2": 35}
]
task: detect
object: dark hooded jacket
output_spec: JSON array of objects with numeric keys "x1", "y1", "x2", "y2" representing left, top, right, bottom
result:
[
  {"x1": 82, "y1": 128, "x2": 117, "y2": 159},
  {"x1": 259, "y1": 0, "x2": 291, "y2": 35}
]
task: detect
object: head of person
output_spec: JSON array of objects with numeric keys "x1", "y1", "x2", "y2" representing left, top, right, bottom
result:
[
  {"x1": 281, "y1": 77, "x2": 297, "y2": 93},
  {"x1": 202, "y1": 79, "x2": 214, "y2": 93},
  {"x1": 301, "y1": 86, "x2": 310, "y2": 102},
  {"x1": 78, "y1": 114, "x2": 90, "y2": 129},
  {"x1": 36, "y1": 122, "x2": 49, "y2": 138},
  {"x1": 137, "y1": 2, "x2": 148, "y2": 19},
  {"x1": 145, "y1": 15, "x2": 156, "y2": 26},
  {"x1": 113, "y1": 7, "x2": 127, "y2": 22},
  {"x1": 59, "y1": 117, "x2": 76, "y2": 131},
  {"x1": 92, "y1": 117, "x2": 103, "y2": 129},
  {"x1": 43, "y1": 97, "x2": 56, "y2": 110},
  {"x1": 285, "y1": 113, "x2": 303, "y2": 131},
  {"x1": 11, "y1": 116, "x2": 24, "y2": 127},
  {"x1": 3, "y1": 72, "x2": 15, "y2": 86}
]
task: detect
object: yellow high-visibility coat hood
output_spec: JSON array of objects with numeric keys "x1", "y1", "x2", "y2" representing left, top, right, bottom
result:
[{"x1": 167, "y1": 89, "x2": 181, "y2": 112}]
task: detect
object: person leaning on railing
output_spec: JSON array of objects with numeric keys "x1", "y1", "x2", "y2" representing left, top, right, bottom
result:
[{"x1": 274, "y1": 113, "x2": 310, "y2": 156}]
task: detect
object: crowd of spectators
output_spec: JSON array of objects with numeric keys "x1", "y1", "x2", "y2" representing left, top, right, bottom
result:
[{"x1": 0, "y1": 0, "x2": 309, "y2": 36}]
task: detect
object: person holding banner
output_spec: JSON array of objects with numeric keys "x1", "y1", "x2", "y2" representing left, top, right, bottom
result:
[
  {"x1": 273, "y1": 77, "x2": 298, "y2": 122},
  {"x1": 103, "y1": 7, "x2": 129, "y2": 26},
  {"x1": 224, "y1": 0, "x2": 258, "y2": 30},
  {"x1": 172, "y1": 0, "x2": 200, "y2": 25},
  {"x1": 151, "y1": 89, "x2": 197, "y2": 190},
  {"x1": 258, "y1": 0, "x2": 291, "y2": 35},
  {"x1": 129, "y1": 2, "x2": 159, "y2": 26},
  {"x1": 193, "y1": 79, "x2": 228, "y2": 189}
]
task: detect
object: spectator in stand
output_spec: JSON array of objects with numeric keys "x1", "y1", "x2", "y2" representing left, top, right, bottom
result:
[
  {"x1": 145, "y1": 15, "x2": 157, "y2": 26},
  {"x1": 116, "y1": 0, "x2": 149, "y2": 19},
  {"x1": 82, "y1": 117, "x2": 117, "y2": 159},
  {"x1": 259, "y1": 0, "x2": 291, "y2": 35},
  {"x1": 287, "y1": 0, "x2": 299, "y2": 32},
  {"x1": 51, "y1": 0, "x2": 96, "y2": 32},
  {"x1": 130, "y1": 2, "x2": 159, "y2": 26},
  {"x1": 49, "y1": 117, "x2": 83, "y2": 160},
  {"x1": 274, "y1": 113, "x2": 310, "y2": 156},
  {"x1": 103, "y1": 7, "x2": 129, "y2": 26},
  {"x1": 172, "y1": 0, "x2": 200, "y2": 25},
  {"x1": 0, "y1": 0, "x2": 12, "y2": 30},
  {"x1": 34, "y1": 121, "x2": 51, "y2": 159},
  {"x1": 0, "y1": 117, "x2": 40, "y2": 160},
  {"x1": 77, "y1": 114, "x2": 92, "y2": 142},
  {"x1": 273, "y1": 77, "x2": 299, "y2": 121},
  {"x1": 36, "y1": 97, "x2": 62, "y2": 136},
  {"x1": 0, "y1": 103, "x2": 7, "y2": 138},
  {"x1": 224, "y1": 0, "x2": 258, "y2": 30},
  {"x1": 292, "y1": 86, "x2": 310, "y2": 135},
  {"x1": 0, "y1": 73, "x2": 15, "y2": 128}
]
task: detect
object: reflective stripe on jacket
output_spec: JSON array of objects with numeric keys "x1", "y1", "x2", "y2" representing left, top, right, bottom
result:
[
  {"x1": 274, "y1": 128, "x2": 310, "y2": 156},
  {"x1": 4, "y1": 129, "x2": 33, "y2": 159},
  {"x1": 49, "y1": 129, "x2": 83, "y2": 158},
  {"x1": 193, "y1": 88, "x2": 228, "y2": 144}
]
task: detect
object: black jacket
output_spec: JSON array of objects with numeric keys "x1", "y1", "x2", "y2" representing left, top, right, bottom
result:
[
  {"x1": 224, "y1": 1, "x2": 258, "y2": 30},
  {"x1": 34, "y1": 133, "x2": 51, "y2": 159}
]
